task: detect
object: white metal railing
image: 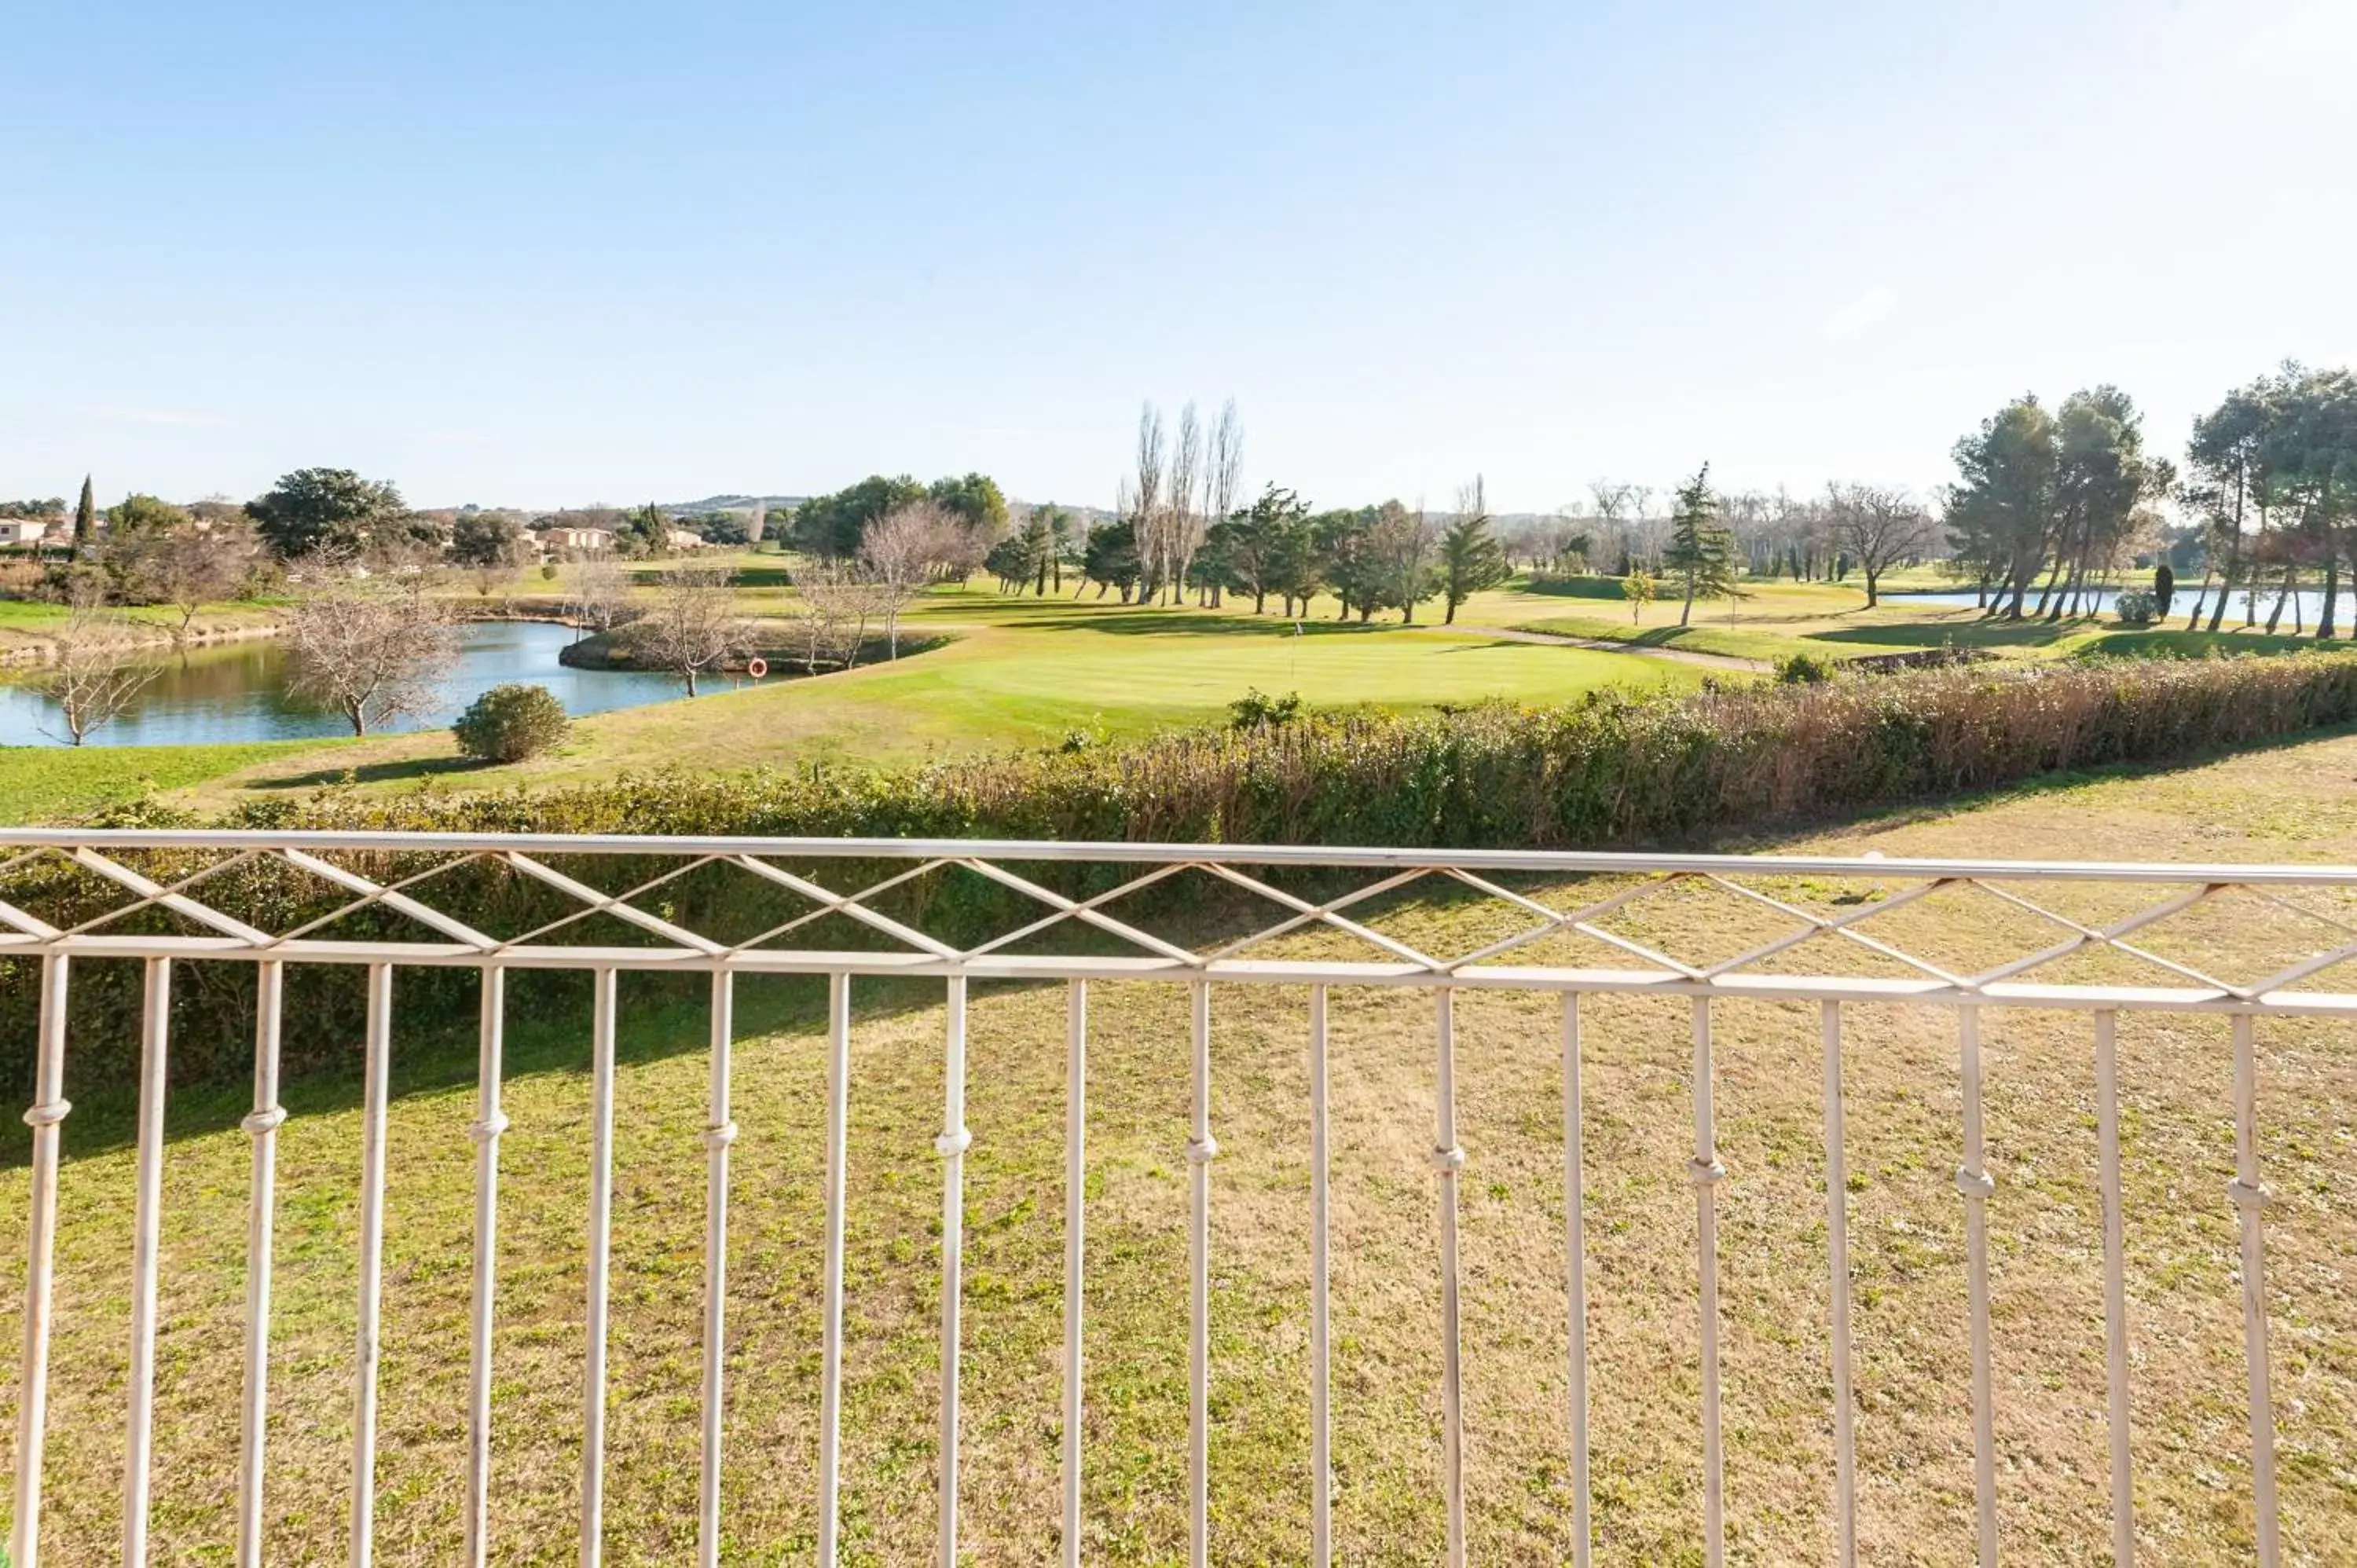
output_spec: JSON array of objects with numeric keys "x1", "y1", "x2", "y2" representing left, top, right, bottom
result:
[{"x1": 2, "y1": 828, "x2": 2337, "y2": 1564}]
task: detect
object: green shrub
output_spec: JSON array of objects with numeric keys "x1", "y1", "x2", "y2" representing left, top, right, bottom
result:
[
  {"x1": 452, "y1": 683, "x2": 571, "y2": 763},
  {"x1": 2113, "y1": 588, "x2": 2158, "y2": 627},
  {"x1": 1229, "y1": 688, "x2": 1303, "y2": 728},
  {"x1": 1776, "y1": 651, "x2": 1835, "y2": 684}
]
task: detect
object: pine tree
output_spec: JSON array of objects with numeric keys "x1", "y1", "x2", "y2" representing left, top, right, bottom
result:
[
  {"x1": 1439, "y1": 478, "x2": 1510, "y2": 624},
  {"x1": 1664, "y1": 463, "x2": 1736, "y2": 625},
  {"x1": 74, "y1": 474, "x2": 97, "y2": 555}
]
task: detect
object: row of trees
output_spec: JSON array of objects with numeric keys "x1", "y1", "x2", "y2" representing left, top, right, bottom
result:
[
  {"x1": 987, "y1": 478, "x2": 1513, "y2": 625},
  {"x1": 788, "y1": 472, "x2": 1007, "y2": 561},
  {"x1": 2177, "y1": 363, "x2": 2357, "y2": 636},
  {"x1": 1941, "y1": 364, "x2": 2356, "y2": 633},
  {"x1": 1943, "y1": 387, "x2": 2173, "y2": 621}
]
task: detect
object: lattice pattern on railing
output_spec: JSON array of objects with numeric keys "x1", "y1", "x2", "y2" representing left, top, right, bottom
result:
[
  {"x1": 5, "y1": 831, "x2": 2357, "y2": 1007},
  {"x1": 3, "y1": 830, "x2": 2329, "y2": 1568}
]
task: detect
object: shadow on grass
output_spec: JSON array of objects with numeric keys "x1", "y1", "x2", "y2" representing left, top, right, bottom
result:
[
  {"x1": 239, "y1": 754, "x2": 491, "y2": 791},
  {"x1": 1516, "y1": 577, "x2": 1627, "y2": 602},
  {"x1": 620, "y1": 562, "x2": 801, "y2": 589},
  {"x1": 1006, "y1": 607, "x2": 1398, "y2": 638},
  {"x1": 16, "y1": 966, "x2": 889, "y2": 1163},
  {"x1": 2088, "y1": 628, "x2": 2335, "y2": 659},
  {"x1": 1802, "y1": 617, "x2": 2087, "y2": 650}
]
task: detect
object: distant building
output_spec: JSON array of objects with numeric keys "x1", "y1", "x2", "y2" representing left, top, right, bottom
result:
[
  {"x1": 540, "y1": 526, "x2": 615, "y2": 555},
  {"x1": 667, "y1": 528, "x2": 708, "y2": 551},
  {"x1": 0, "y1": 518, "x2": 68, "y2": 548}
]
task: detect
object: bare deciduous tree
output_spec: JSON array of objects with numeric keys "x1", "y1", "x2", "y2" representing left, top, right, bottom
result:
[
  {"x1": 1371, "y1": 500, "x2": 1443, "y2": 622},
  {"x1": 121, "y1": 517, "x2": 258, "y2": 647},
  {"x1": 1204, "y1": 397, "x2": 1244, "y2": 603},
  {"x1": 786, "y1": 560, "x2": 858, "y2": 676},
  {"x1": 638, "y1": 561, "x2": 752, "y2": 695},
  {"x1": 37, "y1": 598, "x2": 157, "y2": 745},
  {"x1": 860, "y1": 500, "x2": 951, "y2": 656},
  {"x1": 1166, "y1": 400, "x2": 1203, "y2": 604},
  {"x1": 1131, "y1": 403, "x2": 1167, "y2": 600},
  {"x1": 281, "y1": 559, "x2": 461, "y2": 735},
  {"x1": 563, "y1": 553, "x2": 633, "y2": 639},
  {"x1": 1826, "y1": 482, "x2": 1934, "y2": 606}
]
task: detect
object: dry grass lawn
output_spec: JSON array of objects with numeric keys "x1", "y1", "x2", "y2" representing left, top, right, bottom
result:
[{"x1": 3, "y1": 734, "x2": 2356, "y2": 1563}]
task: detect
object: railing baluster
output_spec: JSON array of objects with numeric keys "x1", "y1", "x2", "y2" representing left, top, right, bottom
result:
[
  {"x1": 236, "y1": 961, "x2": 288, "y2": 1568},
  {"x1": 2230, "y1": 1014, "x2": 2281, "y2": 1568},
  {"x1": 124, "y1": 955, "x2": 171, "y2": 1566},
  {"x1": 1689, "y1": 996, "x2": 1728, "y2": 1568},
  {"x1": 1310, "y1": 984, "x2": 1333, "y2": 1568},
  {"x1": 934, "y1": 977, "x2": 971, "y2": 1568},
  {"x1": 2093, "y1": 1011, "x2": 2134, "y2": 1566},
  {"x1": 1956, "y1": 1004, "x2": 1998, "y2": 1568},
  {"x1": 698, "y1": 971, "x2": 736, "y2": 1568},
  {"x1": 1563, "y1": 993, "x2": 1591, "y2": 1568},
  {"x1": 1434, "y1": 989, "x2": 1469, "y2": 1568},
  {"x1": 351, "y1": 961, "x2": 391, "y2": 1568},
  {"x1": 1061, "y1": 980, "x2": 1087, "y2": 1568},
  {"x1": 2, "y1": 833, "x2": 2338, "y2": 1566},
  {"x1": 1821, "y1": 1001, "x2": 1857, "y2": 1568},
  {"x1": 10, "y1": 954, "x2": 71, "y2": 1568},
  {"x1": 1186, "y1": 980, "x2": 1215, "y2": 1568},
  {"x1": 817, "y1": 972, "x2": 851, "y2": 1566},
  {"x1": 464, "y1": 965, "x2": 508, "y2": 1566},
  {"x1": 581, "y1": 967, "x2": 618, "y2": 1567}
]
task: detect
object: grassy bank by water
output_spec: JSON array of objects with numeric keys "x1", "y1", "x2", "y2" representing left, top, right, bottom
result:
[
  {"x1": 0, "y1": 740, "x2": 333, "y2": 821},
  {"x1": 11, "y1": 590, "x2": 1706, "y2": 815}
]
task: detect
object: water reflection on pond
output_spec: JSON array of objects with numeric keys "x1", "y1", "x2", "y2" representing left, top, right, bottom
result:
[{"x1": 0, "y1": 620, "x2": 686, "y2": 747}]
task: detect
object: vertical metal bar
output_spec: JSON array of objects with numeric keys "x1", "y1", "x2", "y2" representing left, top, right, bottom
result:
[
  {"x1": 11, "y1": 954, "x2": 71, "y2": 1568},
  {"x1": 581, "y1": 967, "x2": 618, "y2": 1568},
  {"x1": 2093, "y1": 1011, "x2": 2133, "y2": 1566},
  {"x1": 1310, "y1": 984, "x2": 1333, "y2": 1568},
  {"x1": 350, "y1": 961, "x2": 391, "y2": 1568},
  {"x1": 236, "y1": 961, "x2": 288, "y2": 1568},
  {"x1": 1563, "y1": 993, "x2": 1592, "y2": 1568},
  {"x1": 1689, "y1": 996, "x2": 1727, "y2": 1568},
  {"x1": 464, "y1": 965, "x2": 508, "y2": 1567},
  {"x1": 1061, "y1": 979, "x2": 1087, "y2": 1568},
  {"x1": 817, "y1": 971, "x2": 851, "y2": 1566},
  {"x1": 2230, "y1": 1014, "x2": 2281, "y2": 1568},
  {"x1": 698, "y1": 970, "x2": 736, "y2": 1568},
  {"x1": 1186, "y1": 980, "x2": 1215, "y2": 1568},
  {"x1": 1434, "y1": 988, "x2": 1468, "y2": 1568},
  {"x1": 123, "y1": 955, "x2": 171, "y2": 1568},
  {"x1": 1957, "y1": 1005, "x2": 1999, "y2": 1568},
  {"x1": 1820, "y1": 1002, "x2": 1856, "y2": 1568},
  {"x1": 933, "y1": 976, "x2": 971, "y2": 1568}
]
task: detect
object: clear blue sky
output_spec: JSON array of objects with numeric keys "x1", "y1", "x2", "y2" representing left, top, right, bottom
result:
[{"x1": 4, "y1": 0, "x2": 2349, "y2": 515}]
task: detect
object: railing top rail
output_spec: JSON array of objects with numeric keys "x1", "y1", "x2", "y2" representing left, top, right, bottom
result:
[{"x1": 5, "y1": 827, "x2": 2357, "y2": 886}]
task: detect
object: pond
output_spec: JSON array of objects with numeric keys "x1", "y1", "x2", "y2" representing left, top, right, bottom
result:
[
  {"x1": 0, "y1": 620, "x2": 687, "y2": 748},
  {"x1": 1887, "y1": 584, "x2": 2345, "y2": 623}
]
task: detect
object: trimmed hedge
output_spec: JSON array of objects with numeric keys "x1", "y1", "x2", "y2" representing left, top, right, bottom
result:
[{"x1": 9, "y1": 651, "x2": 2357, "y2": 1097}]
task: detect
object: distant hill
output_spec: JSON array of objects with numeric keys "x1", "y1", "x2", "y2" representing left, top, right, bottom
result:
[
  {"x1": 664, "y1": 494, "x2": 807, "y2": 515},
  {"x1": 663, "y1": 495, "x2": 1123, "y2": 526}
]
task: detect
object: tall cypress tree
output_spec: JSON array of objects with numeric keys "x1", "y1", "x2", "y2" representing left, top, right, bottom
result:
[{"x1": 73, "y1": 474, "x2": 97, "y2": 554}]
